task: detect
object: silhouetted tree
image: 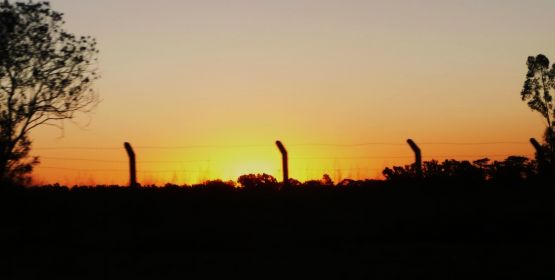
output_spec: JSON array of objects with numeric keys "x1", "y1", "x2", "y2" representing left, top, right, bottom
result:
[
  {"x1": 321, "y1": 174, "x2": 334, "y2": 186},
  {"x1": 237, "y1": 173, "x2": 278, "y2": 190},
  {"x1": 287, "y1": 178, "x2": 301, "y2": 187},
  {"x1": 423, "y1": 159, "x2": 485, "y2": 183},
  {"x1": 488, "y1": 156, "x2": 536, "y2": 184},
  {"x1": 383, "y1": 157, "x2": 536, "y2": 185},
  {"x1": 338, "y1": 179, "x2": 356, "y2": 187},
  {"x1": 302, "y1": 179, "x2": 323, "y2": 188},
  {"x1": 521, "y1": 54, "x2": 555, "y2": 169},
  {"x1": 0, "y1": 1, "x2": 98, "y2": 185},
  {"x1": 382, "y1": 164, "x2": 419, "y2": 182},
  {"x1": 473, "y1": 158, "x2": 491, "y2": 179},
  {"x1": 196, "y1": 179, "x2": 236, "y2": 191}
]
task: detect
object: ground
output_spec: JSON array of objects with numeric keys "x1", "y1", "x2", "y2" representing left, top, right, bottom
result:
[{"x1": 1, "y1": 184, "x2": 554, "y2": 279}]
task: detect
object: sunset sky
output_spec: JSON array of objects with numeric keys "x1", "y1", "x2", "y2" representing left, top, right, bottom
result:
[{"x1": 30, "y1": 0, "x2": 554, "y2": 186}]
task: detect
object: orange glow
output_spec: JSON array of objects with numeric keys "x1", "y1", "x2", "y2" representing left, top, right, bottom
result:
[{"x1": 31, "y1": 138, "x2": 537, "y2": 186}]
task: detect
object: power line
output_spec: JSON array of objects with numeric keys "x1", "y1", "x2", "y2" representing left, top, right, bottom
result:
[
  {"x1": 291, "y1": 141, "x2": 530, "y2": 147},
  {"x1": 34, "y1": 147, "x2": 122, "y2": 151},
  {"x1": 303, "y1": 167, "x2": 382, "y2": 171},
  {"x1": 32, "y1": 141, "x2": 532, "y2": 150},
  {"x1": 37, "y1": 166, "x2": 205, "y2": 173},
  {"x1": 289, "y1": 142, "x2": 406, "y2": 147},
  {"x1": 41, "y1": 157, "x2": 124, "y2": 163},
  {"x1": 40, "y1": 156, "x2": 210, "y2": 163},
  {"x1": 35, "y1": 166, "x2": 381, "y2": 174},
  {"x1": 418, "y1": 141, "x2": 530, "y2": 146},
  {"x1": 292, "y1": 154, "x2": 534, "y2": 160},
  {"x1": 38, "y1": 166, "x2": 127, "y2": 172},
  {"x1": 33, "y1": 144, "x2": 269, "y2": 150},
  {"x1": 37, "y1": 153, "x2": 534, "y2": 165}
]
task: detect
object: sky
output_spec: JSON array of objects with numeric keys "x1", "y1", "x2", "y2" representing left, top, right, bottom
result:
[{"x1": 29, "y1": 0, "x2": 555, "y2": 186}]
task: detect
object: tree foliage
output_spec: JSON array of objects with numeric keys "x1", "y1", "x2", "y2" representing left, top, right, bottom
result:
[
  {"x1": 237, "y1": 173, "x2": 278, "y2": 190},
  {"x1": 382, "y1": 157, "x2": 537, "y2": 184},
  {"x1": 521, "y1": 54, "x2": 555, "y2": 158},
  {"x1": 521, "y1": 54, "x2": 555, "y2": 127},
  {"x1": 0, "y1": 1, "x2": 99, "y2": 185}
]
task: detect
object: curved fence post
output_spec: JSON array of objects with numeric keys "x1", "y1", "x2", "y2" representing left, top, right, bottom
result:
[
  {"x1": 276, "y1": 141, "x2": 289, "y2": 186},
  {"x1": 407, "y1": 139, "x2": 423, "y2": 179},
  {"x1": 124, "y1": 142, "x2": 138, "y2": 188}
]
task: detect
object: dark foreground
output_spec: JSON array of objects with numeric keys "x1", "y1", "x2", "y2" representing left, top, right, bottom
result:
[{"x1": 1, "y1": 183, "x2": 554, "y2": 279}]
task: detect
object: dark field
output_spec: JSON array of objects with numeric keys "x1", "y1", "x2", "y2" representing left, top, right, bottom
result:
[{"x1": 1, "y1": 182, "x2": 555, "y2": 279}]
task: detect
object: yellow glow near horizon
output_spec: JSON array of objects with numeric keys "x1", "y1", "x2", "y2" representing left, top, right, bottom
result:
[{"x1": 30, "y1": 139, "x2": 537, "y2": 186}]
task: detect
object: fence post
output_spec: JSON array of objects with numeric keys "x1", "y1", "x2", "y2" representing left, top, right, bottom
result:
[
  {"x1": 275, "y1": 141, "x2": 289, "y2": 186},
  {"x1": 407, "y1": 139, "x2": 423, "y2": 179},
  {"x1": 124, "y1": 142, "x2": 138, "y2": 188}
]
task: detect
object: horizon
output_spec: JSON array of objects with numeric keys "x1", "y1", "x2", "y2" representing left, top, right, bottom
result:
[{"x1": 25, "y1": 0, "x2": 553, "y2": 186}]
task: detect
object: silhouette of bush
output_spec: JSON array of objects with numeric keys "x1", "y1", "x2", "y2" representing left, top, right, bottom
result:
[
  {"x1": 287, "y1": 178, "x2": 302, "y2": 187},
  {"x1": 237, "y1": 173, "x2": 278, "y2": 190},
  {"x1": 382, "y1": 165, "x2": 419, "y2": 182},
  {"x1": 488, "y1": 156, "x2": 537, "y2": 184},
  {"x1": 163, "y1": 183, "x2": 181, "y2": 189},
  {"x1": 321, "y1": 174, "x2": 334, "y2": 186},
  {"x1": 383, "y1": 157, "x2": 536, "y2": 185},
  {"x1": 424, "y1": 159, "x2": 486, "y2": 183},
  {"x1": 302, "y1": 180, "x2": 324, "y2": 188},
  {"x1": 193, "y1": 179, "x2": 236, "y2": 191},
  {"x1": 300, "y1": 175, "x2": 336, "y2": 188},
  {"x1": 338, "y1": 179, "x2": 356, "y2": 187}
]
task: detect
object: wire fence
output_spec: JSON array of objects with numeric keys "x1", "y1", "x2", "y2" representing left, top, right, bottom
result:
[
  {"x1": 32, "y1": 140, "x2": 536, "y2": 177},
  {"x1": 32, "y1": 141, "x2": 531, "y2": 151}
]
